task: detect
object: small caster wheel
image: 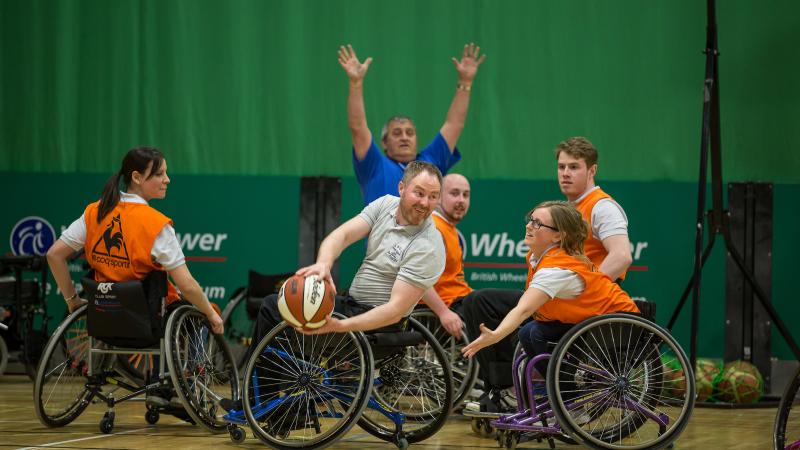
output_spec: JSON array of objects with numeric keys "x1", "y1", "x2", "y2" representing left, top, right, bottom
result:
[
  {"x1": 496, "y1": 429, "x2": 506, "y2": 447},
  {"x1": 480, "y1": 418, "x2": 495, "y2": 438},
  {"x1": 145, "y1": 409, "x2": 160, "y2": 425},
  {"x1": 471, "y1": 418, "x2": 481, "y2": 435},
  {"x1": 229, "y1": 426, "x2": 246, "y2": 444},
  {"x1": 396, "y1": 437, "x2": 409, "y2": 450},
  {"x1": 100, "y1": 412, "x2": 115, "y2": 434},
  {"x1": 504, "y1": 431, "x2": 519, "y2": 450}
]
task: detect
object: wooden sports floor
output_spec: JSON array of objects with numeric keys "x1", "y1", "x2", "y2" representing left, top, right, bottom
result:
[{"x1": 0, "y1": 374, "x2": 776, "y2": 449}]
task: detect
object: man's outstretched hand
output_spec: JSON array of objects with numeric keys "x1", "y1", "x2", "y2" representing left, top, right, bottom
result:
[
  {"x1": 338, "y1": 44, "x2": 372, "y2": 83},
  {"x1": 453, "y1": 43, "x2": 486, "y2": 83}
]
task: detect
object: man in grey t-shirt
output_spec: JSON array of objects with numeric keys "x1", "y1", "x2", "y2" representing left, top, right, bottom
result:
[{"x1": 250, "y1": 161, "x2": 448, "y2": 347}]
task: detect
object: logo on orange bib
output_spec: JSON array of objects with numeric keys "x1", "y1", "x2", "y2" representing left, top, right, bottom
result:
[{"x1": 91, "y1": 214, "x2": 131, "y2": 269}]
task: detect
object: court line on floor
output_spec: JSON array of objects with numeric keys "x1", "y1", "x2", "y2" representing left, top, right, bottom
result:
[{"x1": 15, "y1": 427, "x2": 149, "y2": 450}]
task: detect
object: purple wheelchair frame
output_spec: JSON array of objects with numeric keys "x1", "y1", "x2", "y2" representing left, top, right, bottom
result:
[{"x1": 490, "y1": 349, "x2": 670, "y2": 441}]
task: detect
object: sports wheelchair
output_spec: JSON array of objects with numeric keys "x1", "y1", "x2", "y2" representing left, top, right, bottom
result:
[
  {"x1": 0, "y1": 254, "x2": 50, "y2": 378},
  {"x1": 221, "y1": 270, "x2": 294, "y2": 372},
  {"x1": 482, "y1": 311, "x2": 695, "y2": 450},
  {"x1": 33, "y1": 271, "x2": 240, "y2": 434},
  {"x1": 410, "y1": 306, "x2": 479, "y2": 409},
  {"x1": 774, "y1": 363, "x2": 800, "y2": 450},
  {"x1": 224, "y1": 312, "x2": 454, "y2": 449}
]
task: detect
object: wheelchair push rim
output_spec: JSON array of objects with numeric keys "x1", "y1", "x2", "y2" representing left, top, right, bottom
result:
[
  {"x1": 410, "y1": 309, "x2": 479, "y2": 409},
  {"x1": 34, "y1": 306, "x2": 95, "y2": 427},
  {"x1": 358, "y1": 316, "x2": 454, "y2": 444},
  {"x1": 547, "y1": 313, "x2": 695, "y2": 450},
  {"x1": 165, "y1": 305, "x2": 241, "y2": 434},
  {"x1": 774, "y1": 365, "x2": 800, "y2": 450},
  {"x1": 242, "y1": 313, "x2": 373, "y2": 449}
]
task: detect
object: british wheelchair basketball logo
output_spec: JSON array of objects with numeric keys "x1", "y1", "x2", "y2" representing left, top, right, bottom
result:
[{"x1": 9, "y1": 216, "x2": 56, "y2": 256}]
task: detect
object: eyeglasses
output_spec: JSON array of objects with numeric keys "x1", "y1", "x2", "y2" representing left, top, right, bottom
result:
[{"x1": 525, "y1": 215, "x2": 559, "y2": 232}]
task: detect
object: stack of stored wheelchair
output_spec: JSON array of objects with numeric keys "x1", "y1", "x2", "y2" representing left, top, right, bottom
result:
[
  {"x1": 482, "y1": 308, "x2": 695, "y2": 450},
  {"x1": 0, "y1": 255, "x2": 50, "y2": 378},
  {"x1": 224, "y1": 312, "x2": 455, "y2": 449},
  {"x1": 33, "y1": 271, "x2": 240, "y2": 434}
]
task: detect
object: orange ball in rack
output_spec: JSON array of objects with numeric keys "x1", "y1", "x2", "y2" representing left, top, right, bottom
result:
[{"x1": 277, "y1": 274, "x2": 335, "y2": 329}]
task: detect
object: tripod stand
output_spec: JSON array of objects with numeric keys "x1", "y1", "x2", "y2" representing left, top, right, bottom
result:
[{"x1": 666, "y1": 0, "x2": 800, "y2": 368}]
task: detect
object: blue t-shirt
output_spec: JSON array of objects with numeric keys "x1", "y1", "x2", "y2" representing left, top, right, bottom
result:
[{"x1": 353, "y1": 132, "x2": 461, "y2": 205}]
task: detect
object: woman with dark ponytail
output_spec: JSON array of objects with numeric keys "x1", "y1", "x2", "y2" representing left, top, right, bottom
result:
[{"x1": 46, "y1": 147, "x2": 224, "y2": 334}]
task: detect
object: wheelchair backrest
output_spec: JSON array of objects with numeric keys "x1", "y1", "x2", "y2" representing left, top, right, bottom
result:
[
  {"x1": 245, "y1": 270, "x2": 294, "y2": 320},
  {"x1": 633, "y1": 299, "x2": 657, "y2": 322},
  {"x1": 81, "y1": 270, "x2": 167, "y2": 349}
]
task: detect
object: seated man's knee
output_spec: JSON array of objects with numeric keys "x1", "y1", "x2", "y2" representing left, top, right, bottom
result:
[{"x1": 258, "y1": 293, "x2": 282, "y2": 323}]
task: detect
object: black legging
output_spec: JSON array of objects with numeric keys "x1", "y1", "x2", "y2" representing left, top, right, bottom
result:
[{"x1": 461, "y1": 288, "x2": 526, "y2": 390}]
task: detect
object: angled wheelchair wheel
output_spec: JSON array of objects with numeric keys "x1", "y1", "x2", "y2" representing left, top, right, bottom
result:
[
  {"x1": 165, "y1": 305, "x2": 240, "y2": 433},
  {"x1": 547, "y1": 314, "x2": 694, "y2": 450},
  {"x1": 220, "y1": 287, "x2": 252, "y2": 373},
  {"x1": 410, "y1": 309, "x2": 478, "y2": 408},
  {"x1": 0, "y1": 334, "x2": 7, "y2": 375},
  {"x1": 242, "y1": 313, "x2": 373, "y2": 450},
  {"x1": 112, "y1": 351, "x2": 155, "y2": 386},
  {"x1": 359, "y1": 317, "x2": 454, "y2": 444},
  {"x1": 34, "y1": 306, "x2": 98, "y2": 427},
  {"x1": 774, "y1": 365, "x2": 800, "y2": 450}
]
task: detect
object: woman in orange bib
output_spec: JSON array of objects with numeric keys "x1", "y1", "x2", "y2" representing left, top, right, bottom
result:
[
  {"x1": 46, "y1": 147, "x2": 223, "y2": 334},
  {"x1": 462, "y1": 200, "x2": 638, "y2": 371}
]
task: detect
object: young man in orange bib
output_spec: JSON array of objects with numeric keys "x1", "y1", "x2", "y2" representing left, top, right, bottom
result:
[
  {"x1": 462, "y1": 201, "x2": 639, "y2": 378},
  {"x1": 555, "y1": 137, "x2": 632, "y2": 281},
  {"x1": 419, "y1": 173, "x2": 473, "y2": 339}
]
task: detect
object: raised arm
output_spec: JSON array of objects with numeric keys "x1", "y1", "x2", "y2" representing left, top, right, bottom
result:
[
  {"x1": 338, "y1": 44, "x2": 374, "y2": 160},
  {"x1": 296, "y1": 215, "x2": 372, "y2": 292},
  {"x1": 440, "y1": 43, "x2": 486, "y2": 151}
]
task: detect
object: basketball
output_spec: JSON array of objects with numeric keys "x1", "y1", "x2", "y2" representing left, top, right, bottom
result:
[
  {"x1": 661, "y1": 355, "x2": 686, "y2": 397},
  {"x1": 715, "y1": 360, "x2": 764, "y2": 403},
  {"x1": 276, "y1": 274, "x2": 335, "y2": 329},
  {"x1": 695, "y1": 358, "x2": 721, "y2": 402}
]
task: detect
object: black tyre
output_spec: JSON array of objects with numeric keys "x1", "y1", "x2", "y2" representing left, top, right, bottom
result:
[
  {"x1": 220, "y1": 287, "x2": 252, "y2": 372},
  {"x1": 547, "y1": 314, "x2": 694, "y2": 450},
  {"x1": 0, "y1": 334, "x2": 7, "y2": 375},
  {"x1": 165, "y1": 305, "x2": 240, "y2": 433},
  {"x1": 410, "y1": 309, "x2": 479, "y2": 408},
  {"x1": 774, "y1": 365, "x2": 800, "y2": 450},
  {"x1": 33, "y1": 306, "x2": 95, "y2": 427},
  {"x1": 242, "y1": 313, "x2": 373, "y2": 450},
  {"x1": 358, "y1": 317, "x2": 454, "y2": 444}
]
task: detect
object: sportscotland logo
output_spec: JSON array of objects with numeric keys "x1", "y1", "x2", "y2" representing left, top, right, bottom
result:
[{"x1": 10, "y1": 216, "x2": 56, "y2": 256}]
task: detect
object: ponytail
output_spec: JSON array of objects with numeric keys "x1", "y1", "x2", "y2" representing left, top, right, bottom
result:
[
  {"x1": 97, "y1": 172, "x2": 122, "y2": 223},
  {"x1": 97, "y1": 147, "x2": 165, "y2": 224}
]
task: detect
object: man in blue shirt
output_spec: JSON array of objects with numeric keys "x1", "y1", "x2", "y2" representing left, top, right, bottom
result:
[{"x1": 338, "y1": 43, "x2": 486, "y2": 204}]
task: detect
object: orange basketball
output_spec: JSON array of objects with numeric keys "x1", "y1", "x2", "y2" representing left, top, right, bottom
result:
[{"x1": 276, "y1": 274, "x2": 335, "y2": 329}]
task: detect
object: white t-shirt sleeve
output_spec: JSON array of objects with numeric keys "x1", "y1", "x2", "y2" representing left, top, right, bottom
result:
[
  {"x1": 397, "y1": 234, "x2": 446, "y2": 290},
  {"x1": 151, "y1": 224, "x2": 186, "y2": 270},
  {"x1": 358, "y1": 195, "x2": 392, "y2": 227},
  {"x1": 528, "y1": 267, "x2": 585, "y2": 299},
  {"x1": 591, "y1": 199, "x2": 629, "y2": 241},
  {"x1": 59, "y1": 214, "x2": 87, "y2": 251}
]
